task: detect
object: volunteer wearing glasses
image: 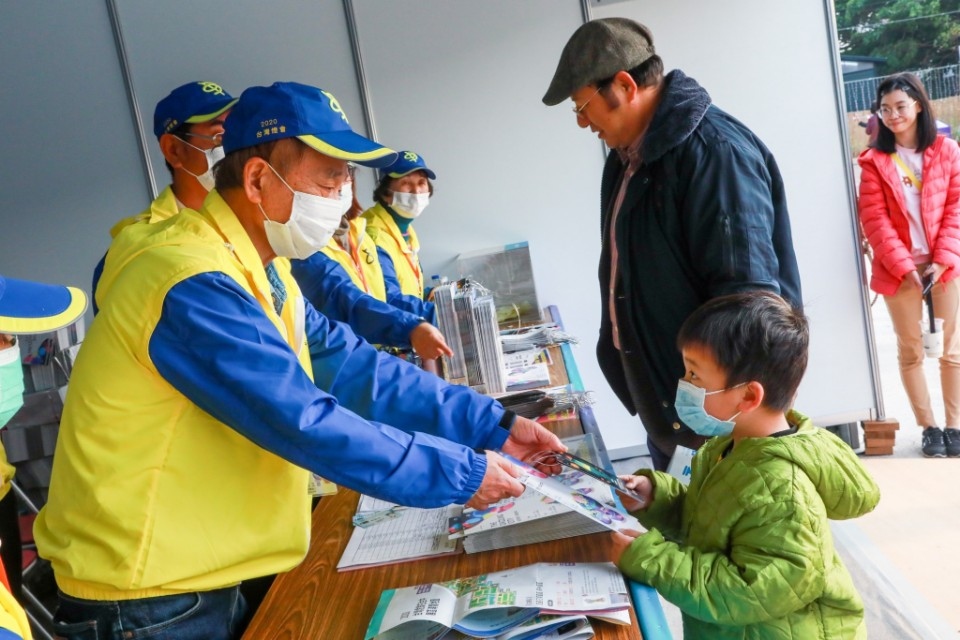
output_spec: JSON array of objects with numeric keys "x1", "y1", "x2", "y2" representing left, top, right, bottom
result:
[
  {"x1": 91, "y1": 81, "x2": 236, "y2": 308},
  {"x1": 0, "y1": 274, "x2": 87, "y2": 640},
  {"x1": 363, "y1": 151, "x2": 437, "y2": 320},
  {"x1": 35, "y1": 82, "x2": 564, "y2": 640},
  {"x1": 290, "y1": 164, "x2": 453, "y2": 359},
  {"x1": 858, "y1": 72, "x2": 960, "y2": 458}
]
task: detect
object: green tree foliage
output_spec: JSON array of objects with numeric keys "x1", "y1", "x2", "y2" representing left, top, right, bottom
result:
[{"x1": 837, "y1": 0, "x2": 960, "y2": 70}]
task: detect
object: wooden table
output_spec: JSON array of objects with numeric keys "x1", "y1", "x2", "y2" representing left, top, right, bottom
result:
[{"x1": 242, "y1": 488, "x2": 642, "y2": 639}]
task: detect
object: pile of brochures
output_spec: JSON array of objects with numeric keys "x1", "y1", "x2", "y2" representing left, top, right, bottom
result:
[{"x1": 364, "y1": 562, "x2": 631, "y2": 640}]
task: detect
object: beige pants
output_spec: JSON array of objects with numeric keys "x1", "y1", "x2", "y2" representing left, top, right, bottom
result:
[{"x1": 884, "y1": 272, "x2": 960, "y2": 427}]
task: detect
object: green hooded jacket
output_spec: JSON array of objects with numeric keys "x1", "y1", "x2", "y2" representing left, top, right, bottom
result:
[{"x1": 619, "y1": 411, "x2": 880, "y2": 639}]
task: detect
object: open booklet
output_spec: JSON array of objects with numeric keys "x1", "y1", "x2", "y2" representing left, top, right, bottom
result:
[
  {"x1": 448, "y1": 434, "x2": 641, "y2": 554},
  {"x1": 443, "y1": 614, "x2": 599, "y2": 640},
  {"x1": 363, "y1": 562, "x2": 631, "y2": 640}
]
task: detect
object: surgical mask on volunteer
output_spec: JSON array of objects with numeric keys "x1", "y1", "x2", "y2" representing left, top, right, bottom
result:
[
  {"x1": 0, "y1": 342, "x2": 24, "y2": 430},
  {"x1": 674, "y1": 379, "x2": 745, "y2": 438},
  {"x1": 339, "y1": 182, "x2": 354, "y2": 216},
  {"x1": 259, "y1": 163, "x2": 344, "y2": 259},
  {"x1": 179, "y1": 138, "x2": 225, "y2": 192},
  {"x1": 391, "y1": 191, "x2": 430, "y2": 219}
]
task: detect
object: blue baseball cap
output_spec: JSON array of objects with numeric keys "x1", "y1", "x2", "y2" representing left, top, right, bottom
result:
[
  {"x1": 222, "y1": 82, "x2": 397, "y2": 168},
  {"x1": 380, "y1": 150, "x2": 436, "y2": 180},
  {"x1": 0, "y1": 275, "x2": 87, "y2": 335},
  {"x1": 153, "y1": 81, "x2": 237, "y2": 139}
]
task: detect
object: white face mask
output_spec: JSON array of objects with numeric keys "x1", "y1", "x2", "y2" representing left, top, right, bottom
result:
[
  {"x1": 391, "y1": 191, "x2": 430, "y2": 219},
  {"x1": 180, "y1": 138, "x2": 225, "y2": 192},
  {"x1": 339, "y1": 182, "x2": 354, "y2": 216},
  {"x1": 259, "y1": 163, "x2": 344, "y2": 259}
]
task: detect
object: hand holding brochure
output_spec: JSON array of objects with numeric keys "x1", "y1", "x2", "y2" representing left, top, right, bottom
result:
[
  {"x1": 501, "y1": 455, "x2": 642, "y2": 535},
  {"x1": 363, "y1": 562, "x2": 630, "y2": 640}
]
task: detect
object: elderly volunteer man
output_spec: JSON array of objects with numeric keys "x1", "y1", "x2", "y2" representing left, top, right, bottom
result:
[
  {"x1": 92, "y1": 81, "x2": 236, "y2": 306},
  {"x1": 543, "y1": 18, "x2": 802, "y2": 470},
  {"x1": 0, "y1": 274, "x2": 87, "y2": 640},
  {"x1": 36, "y1": 82, "x2": 564, "y2": 640}
]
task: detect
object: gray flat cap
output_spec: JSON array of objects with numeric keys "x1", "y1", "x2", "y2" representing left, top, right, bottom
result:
[{"x1": 542, "y1": 18, "x2": 655, "y2": 106}]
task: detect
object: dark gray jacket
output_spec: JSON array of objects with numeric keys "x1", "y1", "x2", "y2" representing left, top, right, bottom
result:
[{"x1": 597, "y1": 69, "x2": 802, "y2": 455}]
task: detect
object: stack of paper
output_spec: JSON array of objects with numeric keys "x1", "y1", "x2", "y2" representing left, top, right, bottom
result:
[
  {"x1": 364, "y1": 562, "x2": 631, "y2": 640},
  {"x1": 435, "y1": 279, "x2": 508, "y2": 394},
  {"x1": 337, "y1": 495, "x2": 461, "y2": 571}
]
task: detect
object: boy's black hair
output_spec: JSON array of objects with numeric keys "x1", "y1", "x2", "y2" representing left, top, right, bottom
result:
[{"x1": 676, "y1": 291, "x2": 808, "y2": 412}]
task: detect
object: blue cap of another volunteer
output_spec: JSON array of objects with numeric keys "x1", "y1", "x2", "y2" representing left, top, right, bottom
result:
[
  {"x1": 222, "y1": 81, "x2": 398, "y2": 168},
  {"x1": 0, "y1": 275, "x2": 87, "y2": 335},
  {"x1": 380, "y1": 150, "x2": 437, "y2": 181},
  {"x1": 153, "y1": 81, "x2": 237, "y2": 139}
]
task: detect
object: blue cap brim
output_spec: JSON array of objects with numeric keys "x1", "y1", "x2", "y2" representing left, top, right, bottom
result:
[
  {"x1": 0, "y1": 276, "x2": 88, "y2": 335},
  {"x1": 388, "y1": 167, "x2": 437, "y2": 180},
  {"x1": 184, "y1": 98, "x2": 238, "y2": 124},
  {"x1": 297, "y1": 132, "x2": 397, "y2": 169}
]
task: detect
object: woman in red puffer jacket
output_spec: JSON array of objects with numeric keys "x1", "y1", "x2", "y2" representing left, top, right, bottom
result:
[{"x1": 859, "y1": 72, "x2": 960, "y2": 458}]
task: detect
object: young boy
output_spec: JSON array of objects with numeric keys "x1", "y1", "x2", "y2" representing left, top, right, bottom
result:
[{"x1": 612, "y1": 291, "x2": 880, "y2": 639}]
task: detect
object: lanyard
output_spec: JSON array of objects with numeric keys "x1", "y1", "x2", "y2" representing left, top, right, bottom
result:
[
  {"x1": 891, "y1": 152, "x2": 922, "y2": 191},
  {"x1": 387, "y1": 226, "x2": 423, "y2": 295}
]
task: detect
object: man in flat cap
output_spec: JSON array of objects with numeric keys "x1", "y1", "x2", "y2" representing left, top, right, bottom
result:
[
  {"x1": 36, "y1": 82, "x2": 564, "y2": 640},
  {"x1": 544, "y1": 18, "x2": 802, "y2": 470}
]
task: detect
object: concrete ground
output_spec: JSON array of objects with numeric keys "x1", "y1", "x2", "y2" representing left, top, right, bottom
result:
[{"x1": 612, "y1": 295, "x2": 960, "y2": 638}]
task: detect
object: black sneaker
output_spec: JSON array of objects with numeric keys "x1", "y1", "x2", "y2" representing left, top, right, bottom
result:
[
  {"x1": 944, "y1": 428, "x2": 960, "y2": 457},
  {"x1": 922, "y1": 427, "x2": 946, "y2": 458}
]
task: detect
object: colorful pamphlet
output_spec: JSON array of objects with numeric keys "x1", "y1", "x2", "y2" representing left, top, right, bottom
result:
[{"x1": 363, "y1": 562, "x2": 631, "y2": 639}]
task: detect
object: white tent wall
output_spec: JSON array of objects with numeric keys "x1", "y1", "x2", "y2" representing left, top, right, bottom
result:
[{"x1": 0, "y1": 0, "x2": 877, "y2": 457}]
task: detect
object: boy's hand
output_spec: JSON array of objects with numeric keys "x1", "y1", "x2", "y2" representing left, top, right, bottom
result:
[
  {"x1": 610, "y1": 529, "x2": 643, "y2": 565},
  {"x1": 617, "y1": 474, "x2": 653, "y2": 511}
]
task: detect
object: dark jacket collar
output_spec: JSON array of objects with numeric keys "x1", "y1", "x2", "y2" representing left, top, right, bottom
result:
[{"x1": 642, "y1": 69, "x2": 712, "y2": 164}]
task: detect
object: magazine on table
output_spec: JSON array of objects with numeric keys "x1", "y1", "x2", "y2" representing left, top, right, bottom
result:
[{"x1": 363, "y1": 562, "x2": 631, "y2": 640}]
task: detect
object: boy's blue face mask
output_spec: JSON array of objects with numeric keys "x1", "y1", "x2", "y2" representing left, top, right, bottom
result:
[
  {"x1": 675, "y1": 379, "x2": 744, "y2": 438},
  {"x1": 0, "y1": 343, "x2": 25, "y2": 429}
]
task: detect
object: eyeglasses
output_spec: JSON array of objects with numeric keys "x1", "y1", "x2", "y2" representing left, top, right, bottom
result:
[
  {"x1": 183, "y1": 131, "x2": 224, "y2": 147},
  {"x1": 571, "y1": 87, "x2": 602, "y2": 117},
  {"x1": 877, "y1": 101, "x2": 917, "y2": 120}
]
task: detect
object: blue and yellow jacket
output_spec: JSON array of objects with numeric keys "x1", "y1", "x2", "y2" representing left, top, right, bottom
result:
[
  {"x1": 363, "y1": 203, "x2": 434, "y2": 319},
  {"x1": 91, "y1": 185, "x2": 182, "y2": 312},
  {"x1": 36, "y1": 190, "x2": 510, "y2": 600},
  {"x1": 290, "y1": 218, "x2": 427, "y2": 348}
]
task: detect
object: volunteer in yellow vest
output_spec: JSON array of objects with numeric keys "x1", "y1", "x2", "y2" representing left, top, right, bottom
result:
[
  {"x1": 35, "y1": 82, "x2": 565, "y2": 640},
  {"x1": 363, "y1": 150, "x2": 437, "y2": 320},
  {"x1": 0, "y1": 274, "x2": 88, "y2": 640},
  {"x1": 290, "y1": 164, "x2": 453, "y2": 359},
  {"x1": 91, "y1": 81, "x2": 236, "y2": 309}
]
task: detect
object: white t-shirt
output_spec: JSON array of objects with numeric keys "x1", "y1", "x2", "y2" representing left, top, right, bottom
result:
[{"x1": 894, "y1": 144, "x2": 930, "y2": 261}]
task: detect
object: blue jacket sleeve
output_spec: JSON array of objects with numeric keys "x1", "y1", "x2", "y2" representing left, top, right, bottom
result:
[
  {"x1": 148, "y1": 272, "x2": 508, "y2": 507},
  {"x1": 91, "y1": 251, "x2": 106, "y2": 316},
  {"x1": 289, "y1": 254, "x2": 423, "y2": 347},
  {"x1": 301, "y1": 300, "x2": 509, "y2": 448},
  {"x1": 377, "y1": 246, "x2": 437, "y2": 321}
]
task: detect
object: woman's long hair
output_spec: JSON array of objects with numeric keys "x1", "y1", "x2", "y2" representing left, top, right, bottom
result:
[{"x1": 872, "y1": 72, "x2": 937, "y2": 153}]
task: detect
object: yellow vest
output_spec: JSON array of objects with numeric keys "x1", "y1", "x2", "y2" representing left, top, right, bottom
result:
[
  {"x1": 0, "y1": 583, "x2": 30, "y2": 639},
  {"x1": 363, "y1": 203, "x2": 424, "y2": 299},
  {"x1": 36, "y1": 191, "x2": 313, "y2": 600},
  {"x1": 320, "y1": 217, "x2": 387, "y2": 302}
]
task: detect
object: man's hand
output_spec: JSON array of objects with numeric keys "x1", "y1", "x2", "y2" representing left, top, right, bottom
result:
[
  {"x1": 617, "y1": 474, "x2": 653, "y2": 512},
  {"x1": 410, "y1": 322, "x2": 454, "y2": 360},
  {"x1": 610, "y1": 529, "x2": 643, "y2": 565},
  {"x1": 500, "y1": 416, "x2": 567, "y2": 473},
  {"x1": 465, "y1": 451, "x2": 525, "y2": 510}
]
